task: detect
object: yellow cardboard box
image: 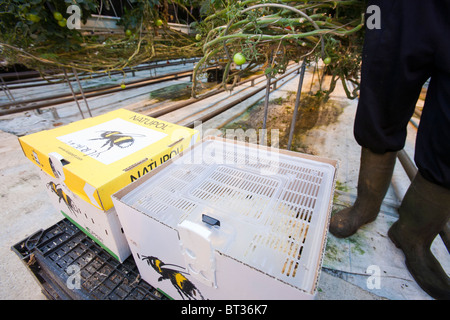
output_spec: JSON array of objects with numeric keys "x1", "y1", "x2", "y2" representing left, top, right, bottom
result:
[{"x1": 19, "y1": 109, "x2": 200, "y2": 262}]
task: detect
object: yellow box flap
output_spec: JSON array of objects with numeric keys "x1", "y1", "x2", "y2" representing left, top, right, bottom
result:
[{"x1": 19, "y1": 109, "x2": 199, "y2": 210}]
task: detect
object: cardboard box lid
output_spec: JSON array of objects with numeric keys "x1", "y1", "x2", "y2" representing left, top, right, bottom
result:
[{"x1": 19, "y1": 109, "x2": 199, "y2": 211}]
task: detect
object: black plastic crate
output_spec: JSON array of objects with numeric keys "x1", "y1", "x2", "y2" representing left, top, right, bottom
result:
[{"x1": 12, "y1": 219, "x2": 166, "y2": 300}]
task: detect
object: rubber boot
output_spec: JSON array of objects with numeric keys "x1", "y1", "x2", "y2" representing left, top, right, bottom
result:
[
  {"x1": 388, "y1": 173, "x2": 450, "y2": 300},
  {"x1": 329, "y1": 147, "x2": 397, "y2": 238}
]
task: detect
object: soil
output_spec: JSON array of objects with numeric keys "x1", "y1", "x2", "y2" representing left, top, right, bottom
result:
[
  {"x1": 222, "y1": 91, "x2": 347, "y2": 155},
  {"x1": 149, "y1": 82, "x2": 194, "y2": 102}
]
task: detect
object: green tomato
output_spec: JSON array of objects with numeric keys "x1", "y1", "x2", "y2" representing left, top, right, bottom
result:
[
  {"x1": 125, "y1": 29, "x2": 132, "y2": 36},
  {"x1": 155, "y1": 19, "x2": 163, "y2": 27},
  {"x1": 26, "y1": 13, "x2": 41, "y2": 23},
  {"x1": 233, "y1": 53, "x2": 246, "y2": 66},
  {"x1": 53, "y1": 12, "x2": 63, "y2": 21},
  {"x1": 58, "y1": 19, "x2": 67, "y2": 27},
  {"x1": 195, "y1": 34, "x2": 202, "y2": 41},
  {"x1": 323, "y1": 57, "x2": 332, "y2": 65}
]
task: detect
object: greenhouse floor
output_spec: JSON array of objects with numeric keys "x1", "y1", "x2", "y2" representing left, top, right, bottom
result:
[{"x1": 0, "y1": 66, "x2": 448, "y2": 300}]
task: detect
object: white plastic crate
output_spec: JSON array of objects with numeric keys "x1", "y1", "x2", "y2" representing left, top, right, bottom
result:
[{"x1": 113, "y1": 137, "x2": 337, "y2": 299}]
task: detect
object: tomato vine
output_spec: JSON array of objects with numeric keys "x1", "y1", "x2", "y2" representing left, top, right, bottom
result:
[
  {"x1": 192, "y1": 0, "x2": 365, "y2": 100},
  {"x1": 0, "y1": 1, "x2": 202, "y2": 75},
  {"x1": 1, "y1": 1, "x2": 366, "y2": 100}
]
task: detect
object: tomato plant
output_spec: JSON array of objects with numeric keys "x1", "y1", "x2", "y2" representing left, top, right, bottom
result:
[
  {"x1": 0, "y1": 0, "x2": 95, "y2": 59},
  {"x1": 192, "y1": 1, "x2": 365, "y2": 100},
  {"x1": 0, "y1": 0, "x2": 203, "y2": 74}
]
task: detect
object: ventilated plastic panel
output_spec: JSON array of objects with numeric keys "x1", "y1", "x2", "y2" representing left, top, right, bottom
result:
[{"x1": 121, "y1": 139, "x2": 336, "y2": 295}]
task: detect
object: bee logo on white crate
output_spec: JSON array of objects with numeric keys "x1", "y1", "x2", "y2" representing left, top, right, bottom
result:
[
  {"x1": 140, "y1": 255, "x2": 205, "y2": 300},
  {"x1": 46, "y1": 181, "x2": 81, "y2": 218}
]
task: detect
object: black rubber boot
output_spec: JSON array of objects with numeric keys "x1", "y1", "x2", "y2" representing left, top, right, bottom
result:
[
  {"x1": 388, "y1": 173, "x2": 450, "y2": 300},
  {"x1": 329, "y1": 147, "x2": 397, "y2": 238}
]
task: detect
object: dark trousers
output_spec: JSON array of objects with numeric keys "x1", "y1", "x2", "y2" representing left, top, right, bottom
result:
[{"x1": 354, "y1": 0, "x2": 450, "y2": 189}]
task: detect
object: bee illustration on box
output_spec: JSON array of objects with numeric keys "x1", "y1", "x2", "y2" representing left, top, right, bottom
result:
[
  {"x1": 89, "y1": 131, "x2": 145, "y2": 151},
  {"x1": 49, "y1": 156, "x2": 67, "y2": 180},
  {"x1": 46, "y1": 181, "x2": 81, "y2": 218},
  {"x1": 140, "y1": 255, "x2": 205, "y2": 300},
  {"x1": 32, "y1": 150, "x2": 42, "y2": 167}
]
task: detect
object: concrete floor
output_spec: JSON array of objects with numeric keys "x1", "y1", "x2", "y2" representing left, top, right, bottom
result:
[
  {"x1": 0, "y1": 130, "x2": 60, "y2": 299},
  {"x1": 0, "y1": 64, "x2": 448, "y2": 300}
]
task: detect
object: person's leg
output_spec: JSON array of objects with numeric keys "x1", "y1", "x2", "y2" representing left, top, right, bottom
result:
[
  {"x1": 354, "y1": 1, "x2": 433, "y2": 153},
  {"x1": 336, "y1": 0, "x2": 450, "y2": 298},
  {"x1": 330, "y1": 0, "x2": 432, "y2": 237},
  {"x1": 329, "y1": 147, "x2": 397, "y2": 238},
  {"x1": 388, "y1": 32, "x2": 450, "y2": 299},
  {"x1": 388, "y1": 173, "x2": 450, "y2": 300},
  {"x1": 415, "y1": 74, "x2": 450, "y2": 191}
]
